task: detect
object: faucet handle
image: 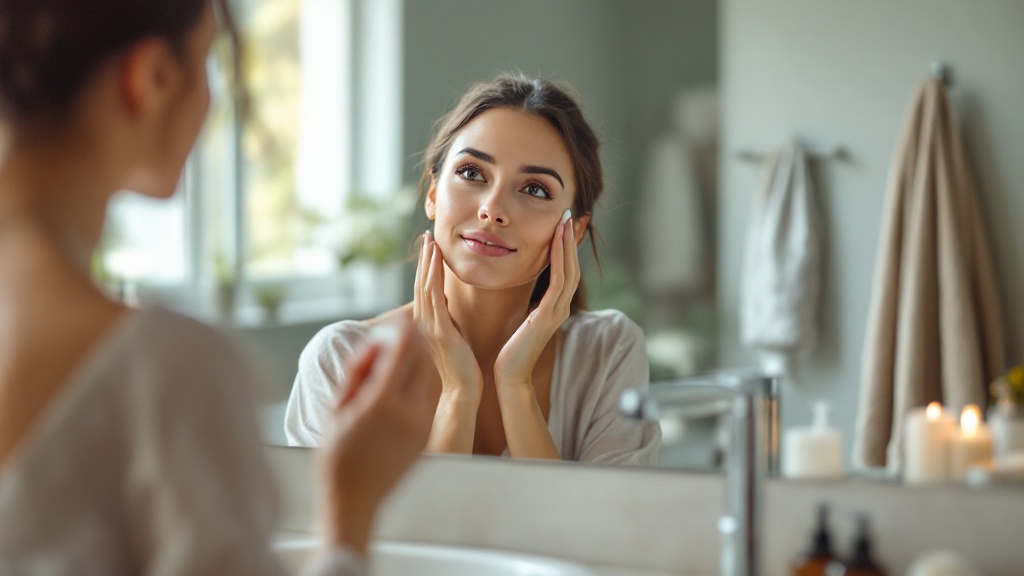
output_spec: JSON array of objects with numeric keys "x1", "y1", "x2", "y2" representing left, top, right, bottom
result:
[{"x1": 718, "y1": 515, "x2": 738, "y2": 576}]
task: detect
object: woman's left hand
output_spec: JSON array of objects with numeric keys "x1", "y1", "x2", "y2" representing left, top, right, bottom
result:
[{"x1": 493, "y1": 213, "x2": 579, "y2": 387}]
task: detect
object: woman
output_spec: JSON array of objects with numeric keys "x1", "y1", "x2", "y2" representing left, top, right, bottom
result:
[
  {"x1": 0, "y1": 1, "x2": 436, "y2": 574},
  {"x1": 286, "y1": 75, "x2": 660, "y2": 465}
]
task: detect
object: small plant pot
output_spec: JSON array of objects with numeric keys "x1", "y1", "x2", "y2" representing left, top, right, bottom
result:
[
  {"x1": 260, "y1": 303, "x2": 282, "y2": 324},
  {"x1": 253, "y1": 284, "x2": 287, "y2": 325},
  {"x1": 990, "y1": 404, "x2": 1024, "y2": 459},
  {"x1": 215, "y1": 282, "x2": 237, "y2": 323}
]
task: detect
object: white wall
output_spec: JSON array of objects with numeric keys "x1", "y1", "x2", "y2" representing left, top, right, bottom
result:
[{"x1": 718, "y1": 0, "x2": 1024, "y2": 467}]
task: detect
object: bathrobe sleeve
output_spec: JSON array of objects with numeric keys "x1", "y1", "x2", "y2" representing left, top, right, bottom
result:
[
  {"x1": 284, "y1": 321, "x2": 370, "y2": 447},
  {"x1": 560, "y1": 311, "x2": 662, "y2": 466}
]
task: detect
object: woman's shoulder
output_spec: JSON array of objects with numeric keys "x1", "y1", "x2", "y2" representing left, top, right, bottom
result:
[
  {"x1": 559, "y1": 308, "x2": 645, "y2": 362},
  {"x1": 562, "y1": 308, "x2": 643, "y2": 341},
  {"x1": 303, "y1": 304, "x2": 413, "y2": 358},
  {"x1": 78, "y1": 307, "x2": 266, "y2": 413},
  {"x1": 122, "y1": 307, "x2": 240, "y2": 362}
]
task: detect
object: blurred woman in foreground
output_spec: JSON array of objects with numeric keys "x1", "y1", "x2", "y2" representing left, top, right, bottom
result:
[{"x1": 0, "y1": 1, "x2": 435, "y2": 574}]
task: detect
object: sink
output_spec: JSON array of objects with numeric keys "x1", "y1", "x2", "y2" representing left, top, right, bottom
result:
[{"x1": 274, "y1": 535, "x2": 596, "y2": 576}]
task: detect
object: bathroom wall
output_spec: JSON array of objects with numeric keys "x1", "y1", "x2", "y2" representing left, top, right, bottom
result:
[{"x1": 718, "y1": 0, "x2": 1024, "y2": 468}]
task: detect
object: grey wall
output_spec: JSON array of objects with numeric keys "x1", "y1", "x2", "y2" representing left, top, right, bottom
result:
[
  {"x1": 718, "y1": 0, "x2": 1024, "y2": 468},
  {"x1": 402, "y1": 0, "x2": 718, "y2": 268}
]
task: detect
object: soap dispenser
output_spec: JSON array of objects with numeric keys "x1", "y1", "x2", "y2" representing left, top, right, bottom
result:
[
  {"x1": 790, "y1": 503, "x2": 838, "y2": 576},
  {"x1": 827, "y1": 515, "x2": 888, "y2": 576},
  {"x1": 783, "y1": 401, "x2": 843, "y2": 479}
]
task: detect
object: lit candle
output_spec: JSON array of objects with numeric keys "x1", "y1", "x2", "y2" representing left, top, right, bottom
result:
[
  {"x1": 947, "y1": 404, "x2": 994, "y2": 481},
  {"x1": 904, "y1": 402, "x2": 956, "y2": 484}
]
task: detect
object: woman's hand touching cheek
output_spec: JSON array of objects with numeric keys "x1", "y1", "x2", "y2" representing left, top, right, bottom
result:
[
  {"x1": 413, "y1": 231, "x2": 484, "y2": 453},
  {"x1": 493, "y1": 209, "x2": 579, "y2": 389}
]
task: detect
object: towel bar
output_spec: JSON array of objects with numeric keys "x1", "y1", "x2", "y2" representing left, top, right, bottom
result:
[{"x1": 735, "y1": 145, "x2": 846, "y2": 163}]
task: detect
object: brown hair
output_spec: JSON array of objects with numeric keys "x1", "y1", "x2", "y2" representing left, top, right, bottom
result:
[
  {"x1": 420, "y1": 74, "x2": 603, "y2": 312},
  {"x1": 0, "y1": 0, "x2": 240, "y2": 126}
]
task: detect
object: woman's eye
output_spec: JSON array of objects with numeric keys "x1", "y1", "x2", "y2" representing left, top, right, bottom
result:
[
  {"x1": 455, "y1": 165, "x2": 485, "y2": 182},
  {"x1": 523, "y1": 183, "x2": 552, "y2": 199}
]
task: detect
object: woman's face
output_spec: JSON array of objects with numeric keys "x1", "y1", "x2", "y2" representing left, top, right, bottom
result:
[{"x1": 427, "y1": 107, "x2": 577, "y2": 291}]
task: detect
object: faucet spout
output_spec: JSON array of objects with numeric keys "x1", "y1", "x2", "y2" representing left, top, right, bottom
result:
[{"x1": 621, "y1": 371, "x2": 779, "y2": 576}]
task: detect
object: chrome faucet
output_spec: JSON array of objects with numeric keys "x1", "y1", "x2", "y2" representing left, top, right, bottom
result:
[{"x1": 621, "y1": 371, "x2": 779, "y2": 576}]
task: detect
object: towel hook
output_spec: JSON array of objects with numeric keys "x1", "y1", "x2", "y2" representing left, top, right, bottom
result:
[{"x1": 931, "y1": 61, "x2": 952, "y2": 86}]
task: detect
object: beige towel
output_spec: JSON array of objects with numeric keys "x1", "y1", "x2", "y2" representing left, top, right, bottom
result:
[{"x1": 853, "y1": 78, "x2": 1005, "y2": 469}]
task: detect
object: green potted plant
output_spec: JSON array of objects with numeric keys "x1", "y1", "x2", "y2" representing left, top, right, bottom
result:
[
  {"x1": 333, "y1": 188, "x2": 417, "y2": 268},
  {"x1": 331, "y1": 188, "x2": 417, "y2": 309},
  {"x1": 252, "y1": 282, "x2": 286, "y2": 324},
  {"x1": 212, "y1": 252, "x2": 237, "y2": 323},
  {"x1": 989, "y1": 365, "x2": 1024, "y2": 458}
]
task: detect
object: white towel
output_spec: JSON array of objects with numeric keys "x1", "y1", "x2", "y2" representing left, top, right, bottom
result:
[{"x1": 740, "y1": 141, "x2": 822, "y2": 376}]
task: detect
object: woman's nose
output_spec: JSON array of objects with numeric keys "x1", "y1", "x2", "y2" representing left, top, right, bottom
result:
[{"x1": 477, "y1": 187, "x2": 509, "y2": 225}]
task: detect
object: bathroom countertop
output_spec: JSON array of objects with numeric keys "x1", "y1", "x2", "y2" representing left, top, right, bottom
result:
[{"x1": 267, "y1": 446, "x2": 1024, "y2": 576}]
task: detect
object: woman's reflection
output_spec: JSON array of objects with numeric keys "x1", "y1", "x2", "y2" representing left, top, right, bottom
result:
[{"x1": 286, "y1": 74, "x2": 660, "y2": 465}]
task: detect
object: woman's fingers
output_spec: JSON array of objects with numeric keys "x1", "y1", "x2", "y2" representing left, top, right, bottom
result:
[
  {"x1": 549, "y1": 216, "x2": 566, "y2": 295},
  {"x1": 558, "y1": 219, "x2": 580, "y2": 312},
  {"x1": 334, "y1": 343, "x2": 380, "y2": 410},
  {"x1": 413, "y1": 231, "x2": 430, "y2": 321},
  {"x1": 536, "y1": 215, "x2": 579, "y2": 322},
  {"x1": 362, "y1": 320, "x2": 419, "y2": 400},
  {"x1": 426, "y1": 241, "x2": 449, "y2": 329}
]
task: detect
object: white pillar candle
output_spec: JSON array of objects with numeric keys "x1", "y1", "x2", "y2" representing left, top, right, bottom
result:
[
  {"x1": 948, "y1": 404, "x2": 994, "y2": 481},
  {"x1": 905, "y1": 402, "x2": 956, "y2": 484}
]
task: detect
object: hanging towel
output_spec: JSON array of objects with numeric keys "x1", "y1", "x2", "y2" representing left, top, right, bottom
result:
[
  {"x1": 853, "y1": 78, "x2": 1005, "y2": 469},
  {"x1": 740, "y1": 140, "x2": 822, "y2": 376}
]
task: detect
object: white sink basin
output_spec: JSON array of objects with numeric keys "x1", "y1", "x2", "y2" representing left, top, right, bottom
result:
[{"x1": 274, "y1": 535, "x2": 596, "y2": 576}]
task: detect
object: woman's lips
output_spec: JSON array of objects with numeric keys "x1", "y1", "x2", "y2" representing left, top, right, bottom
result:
[{"x1": 460, "y1": 233, "x2": 516, "y2": 257}]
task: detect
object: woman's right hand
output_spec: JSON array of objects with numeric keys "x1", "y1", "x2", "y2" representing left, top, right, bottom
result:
[
  {"x1": 318, "y1": 319, "x2": 437, "y2": 557},
  {"x1": 413, "y1": 231, "x2": 483, "y2": 452}
]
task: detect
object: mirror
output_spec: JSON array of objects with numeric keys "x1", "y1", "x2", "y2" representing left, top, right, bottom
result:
[
  {"x1": 249, "y1": 0, "x2": 725, "y2": 471},
  {"x1": 230, "y1": 0, "x2": 1024, "y2": 484}
]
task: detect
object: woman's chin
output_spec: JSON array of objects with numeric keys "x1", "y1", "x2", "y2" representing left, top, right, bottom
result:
[{"x1": 447, "y1": 264, "x2": 538, "y2": 293}]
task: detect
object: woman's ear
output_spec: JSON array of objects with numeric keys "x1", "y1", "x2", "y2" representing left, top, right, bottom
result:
[
  {"x1": 424, "y1": 179, "x2": 437, "y2": 221},
  {"x1": 573, "y1": 212, "x2": 591, "y2": 246},
  {"x1": 120, "y1": 39, "x2": 180, "y2": 119}
]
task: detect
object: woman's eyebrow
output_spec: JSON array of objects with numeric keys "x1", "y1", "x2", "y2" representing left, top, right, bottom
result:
[
  {"x1": 456, "y1": 147, "x2": 496, "y2": 164},
  {"x1": 521, "y1": 165, "x2": 564, "y2": 188},
  {"x1": 456, "y1": 147, "x2": 564, "y2": 188}
]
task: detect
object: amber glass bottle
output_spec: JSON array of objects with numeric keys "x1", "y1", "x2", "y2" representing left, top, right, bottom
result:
[
  {"x1": 826, "y1": 515, "x2": 888, "y2": 576},
  {"x1": 790, "y1": 504, "x2": 839, "y2": 576}
]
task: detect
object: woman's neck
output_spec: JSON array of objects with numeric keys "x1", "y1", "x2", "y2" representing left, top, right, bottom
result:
[
  {"x1": 0, "y1": 129, "x2": 112, "y2": 277},
  {"x1": 442, "y1": 267, "x2": 537, "y2": 365}
]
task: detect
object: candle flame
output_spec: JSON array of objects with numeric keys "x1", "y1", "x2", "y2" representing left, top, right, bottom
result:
[
  {"x1": 926, "y1": 402, "x2": 942, "y2": 420},
  {"x1": 961, "y1": 404, "x2": 981, "y2": 438}
]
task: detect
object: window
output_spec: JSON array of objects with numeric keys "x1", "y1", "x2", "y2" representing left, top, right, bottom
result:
[{"x1": 99, "y1": 0, "x2": 403, "y2": 324}]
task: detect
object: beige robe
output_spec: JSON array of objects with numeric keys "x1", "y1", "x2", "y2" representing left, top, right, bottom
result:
[{"x1": 853, "y1": 78, "x2": 1005, "y2": 469}]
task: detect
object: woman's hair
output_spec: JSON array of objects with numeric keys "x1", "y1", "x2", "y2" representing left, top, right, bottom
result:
[
  {"x1": 0, "y1": 0, "x2": 239, "y2": 126},
  {"x1": 420, "y1": 74, "x2": 604, "y2": 312}
]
